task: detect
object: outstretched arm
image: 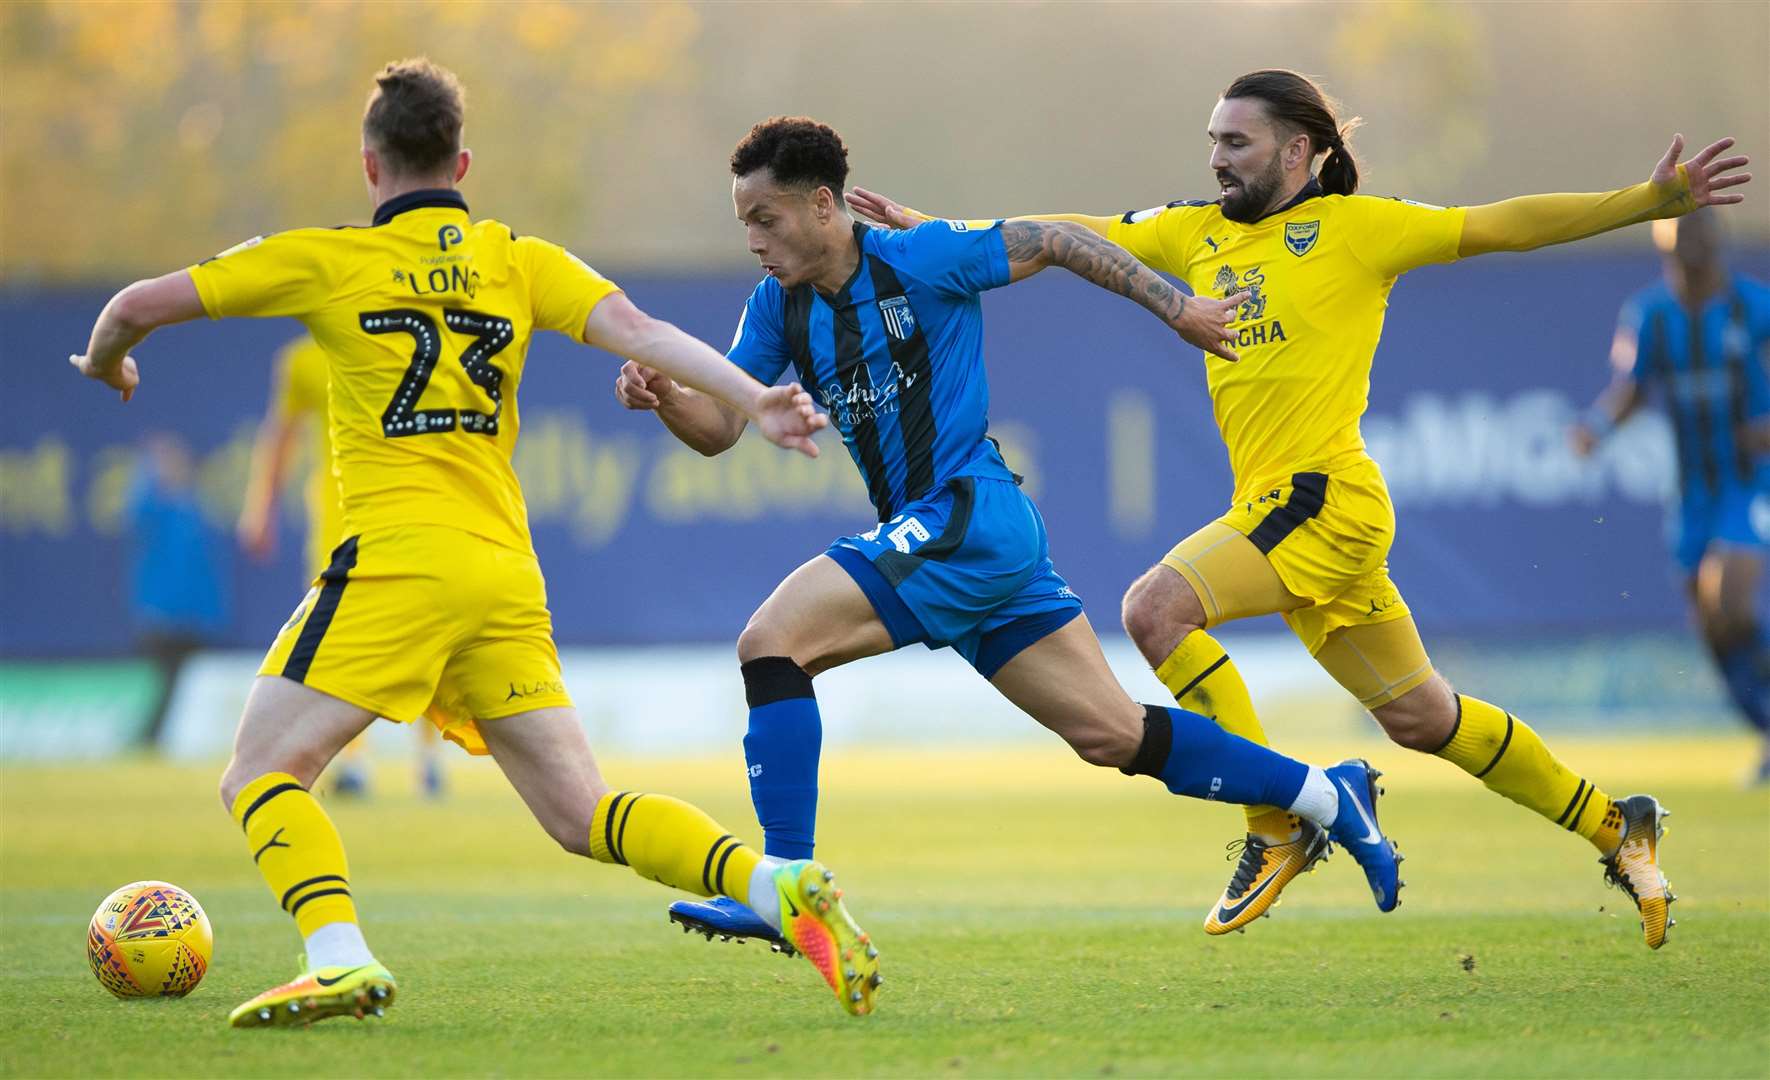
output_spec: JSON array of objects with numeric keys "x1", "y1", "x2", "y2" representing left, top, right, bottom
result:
[
  {"x1": 585, "y1": 293, "x2": 825, "y2": 457},
  {"x1": 1570, "y1": 377, "x2": 1647, "y2": 457},
  {"x1": 998, "y1": 218, "x2": 1246, "y2": 361},
  {"x1": 1460, "y1": 135, "x2": 1750, "y2": 258},
  {"x1": 846, "y1": 188, "x2": 1118, "y2": 238},
  {"x1": 68, "y1": 270, "x2": 207, "y2": 401},
  {"x1": 614, "y1": 362, "x2": 749, "y2": 456}
]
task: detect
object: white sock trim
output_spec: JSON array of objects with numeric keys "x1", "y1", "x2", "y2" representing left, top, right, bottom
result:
[
  {"x1": 1288, "y1": 766, "x2": 1340, "y2": 828},
  {"x1": 303, "y1": 920, "x2": 374, "y2": 970},
  {"x1": 747, "y1": 856, "x2": 784, "y2": 931}
]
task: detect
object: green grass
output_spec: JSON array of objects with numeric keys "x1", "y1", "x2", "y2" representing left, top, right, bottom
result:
[{"x1": 3, "y1": 738, "x2": 1768, "y2": 1077}]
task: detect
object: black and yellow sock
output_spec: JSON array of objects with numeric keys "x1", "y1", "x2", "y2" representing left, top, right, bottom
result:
[
  {"x1": 1435, "y1": 695, "x2": 1621, "y2": 854},
  {"x1": 229, "y1": 772, "x2": 358, "y2": 936},
  {"x1": 589, "y1": 791, "x2": 765, "y2": 904},
  {"x1": 1156, "y1": 631, "x2": 1294, "y2": 841}
]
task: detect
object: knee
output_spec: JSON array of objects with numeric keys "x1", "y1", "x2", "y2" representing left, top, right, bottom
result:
[
  {"x1": 217, "y1": 767, "x2": 245, "y2": 814},
  {"x1": 217, "y1": 758, "x2": 286, "y2": 814},
  {"x1": 548, "y1": 782, "x2": 608, "y2": 858},
  {"x1": 1373, "y1": 678, "x2": 1458, "y2": 752},
  {"x1": 1708, "y1": 609, "x2": 1756, "y2": 652},
  {"x1": 1063, "y1": 712, "x2": 1143, "y2": 770},
  {"x1": 736, "y1": 615, "x2": 782, "y2": 665},
  {"x1": 541, "y1": 804, "x2": 596, "y2": 857},
  {"x1": 551, "y1": 821, "x2": 593, "y2": 858},
  {"x1": 1121, "y1": 580, "x2": 1196, "y2": 669},
  {"x1": 218, "y1": 749, "x2": 326, "y2": 813}
]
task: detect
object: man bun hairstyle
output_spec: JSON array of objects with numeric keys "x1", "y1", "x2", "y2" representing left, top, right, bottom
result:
[
  {"x1": 363, "y1": 58, "x2": 465, "y2": 178},
  {"x1": 1223, "y1": 69, "x2": 1362, "y2": 196},
  {"x1": 730, "y1": 116, "x2": 849, "y2": 197}
]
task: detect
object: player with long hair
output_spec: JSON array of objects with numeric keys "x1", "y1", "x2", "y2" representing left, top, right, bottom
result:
[
  {"x1": 847, "y1": 68, "x2": 1751, "y2": 949},
  {"x1": 618, "y1": 116, "x2": 1411, "y2": 952},
  {"x1": 69, "y1": 58, "x2": 885, "y2": 1026}
]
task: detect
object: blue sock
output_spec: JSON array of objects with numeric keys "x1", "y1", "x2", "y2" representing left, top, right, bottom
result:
[
  {"x1": 1121, "y1": 705, "x2": 1308, "y2": 808},
  {"x1": 1716, "y1": 641, "x2": 1770, "y2": 734},
  {"x1": 740, "y1": 657, "x2": 821, "y2": 860}
]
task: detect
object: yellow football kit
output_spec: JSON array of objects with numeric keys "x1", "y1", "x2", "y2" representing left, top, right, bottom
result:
[
  {"x1": 270, "y1": 336, "x2": 346, "y2": 579},
  {"x1": 990, "y1": 170, "x2": 1693, "y2": 895},
  {"x1": 1107, "y1": 186, "x2": 1463, "y2": 653},
  {"x1": 189, "y1": 189, "x2": 620, "y2": 752}
]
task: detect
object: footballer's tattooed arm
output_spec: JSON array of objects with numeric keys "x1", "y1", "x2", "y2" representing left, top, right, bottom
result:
[{"x1": 1000, "y1": 219, "x2": 1246, "y2": 362}]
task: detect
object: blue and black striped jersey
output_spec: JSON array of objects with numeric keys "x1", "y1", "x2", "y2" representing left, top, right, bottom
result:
[
  {"x1": 1616, "y1": 273, "x2": 1770, "y2": 500},
  {"x1": 729, "y1": 220, "x2": 1019, "y2": 520}
]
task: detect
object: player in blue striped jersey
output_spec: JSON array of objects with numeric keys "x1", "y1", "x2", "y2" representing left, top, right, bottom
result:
[
  {"x1": 616, "y1": 116, "x2": 1410, "y2": 947},
  {"x1": 1574, "y1": 210, "x2": 1770, "y2": 782}
]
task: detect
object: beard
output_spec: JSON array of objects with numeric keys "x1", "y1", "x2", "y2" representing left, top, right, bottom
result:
[{"x1": 1217, "y1": 151, "x2": 1287, "y2": 223}]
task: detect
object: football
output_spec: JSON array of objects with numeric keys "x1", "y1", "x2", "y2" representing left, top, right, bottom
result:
[{"x1": 86, "y1": 881, "x2": 212, "y2": 999}]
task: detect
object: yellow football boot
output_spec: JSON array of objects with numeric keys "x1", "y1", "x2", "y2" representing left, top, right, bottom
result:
[
  {"x1": 1204, "y1": 816, "x2": 1331, "y2": 935},
  {"x1": 1600, "y1": 795, "x2": 1676, "y2": 950},
  {"x1": 228, "y1": 960, "x2": 396, "y2": 1028},
  {"x1": 773, "y1": 860, "x2": 882, "y2": 1017}
]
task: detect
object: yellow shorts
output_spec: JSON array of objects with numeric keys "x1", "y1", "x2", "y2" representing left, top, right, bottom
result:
[
  {"x1": 260, "y1": 525, "x2": 573, "y2": 755},
  {"x1": 1196, "y1": 459, "x2": 1411, "y2": 655}
]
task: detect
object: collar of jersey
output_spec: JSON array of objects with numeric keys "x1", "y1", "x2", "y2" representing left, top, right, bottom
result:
[
  {"x1": 372, "y1": 188, "x2": 469, "y2": 227},
  {"x1": 806, "y1": 221, "x2": 873, "y2": 304},
  {"x1": 1244, "y1": 176, "x2": 1324, "y2": 225}
]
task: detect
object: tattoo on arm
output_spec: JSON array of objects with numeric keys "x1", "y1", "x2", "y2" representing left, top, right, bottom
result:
[{"x1": 1000, "y1": 220, "x2": 1185, "y2": 323}]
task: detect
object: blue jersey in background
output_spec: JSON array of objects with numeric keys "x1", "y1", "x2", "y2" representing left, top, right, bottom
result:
[{"x1": 1617, "y1": 272, "x2": 1770, "y2": 569}]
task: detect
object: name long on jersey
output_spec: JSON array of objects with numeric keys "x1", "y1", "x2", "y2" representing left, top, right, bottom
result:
[
  {"x1": 186, "y1": 189, "x2": 619, "y2": 554},
  {"x1": 730, "y1": 221, "x2": 1020, "y2": 521}
]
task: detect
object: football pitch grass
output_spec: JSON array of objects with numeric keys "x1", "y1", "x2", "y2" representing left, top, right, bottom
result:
[{"x1": 3, "y1": 737, "x2": 1767, "y2": 1078}]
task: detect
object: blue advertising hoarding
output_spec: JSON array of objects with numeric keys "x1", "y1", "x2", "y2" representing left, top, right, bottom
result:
[{"x1": 4, "y1": 248, "x2": 1766, "y2": 655}]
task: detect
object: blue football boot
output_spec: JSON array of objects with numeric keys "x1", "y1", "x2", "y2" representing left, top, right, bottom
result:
[
  {"x1": 1323, "y1": 758, "x2": 1404, "y2": 912},
  {"x1": 667, "y1": 896, "x2": 797, "y2": 957}
]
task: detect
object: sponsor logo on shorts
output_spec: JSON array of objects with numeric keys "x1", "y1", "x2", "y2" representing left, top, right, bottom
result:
[
  {"x1": 281, "y1": 587, "x2": 319, "y2": 633},
  {"x1": 505, "y1": 679, "x2": 566, "y2": 702}
]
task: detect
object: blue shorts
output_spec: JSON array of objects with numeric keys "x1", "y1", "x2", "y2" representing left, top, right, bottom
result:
[
  {"x1": 826, "y1": 476, "x2": 1084, "y2": 679},
  {"x1": 1668, "y1": 487, "x2": 1770, "y2": 573}
]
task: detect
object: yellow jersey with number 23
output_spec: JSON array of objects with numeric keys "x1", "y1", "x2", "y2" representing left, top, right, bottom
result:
[
  {"x1": 188, "y1": 189, "x2": 620, "y2": 555},
  {"x1": 1107, "y1": 182, "x2": 1466, "y2": 505}
]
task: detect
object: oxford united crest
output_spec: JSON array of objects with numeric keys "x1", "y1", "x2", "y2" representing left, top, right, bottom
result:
[
  {"x1": 878, "y1": 295, "x2": 916, "y2": 341},
  {"x1": 1284, "y1": 220, "x2": 1320, "y2": 257}
]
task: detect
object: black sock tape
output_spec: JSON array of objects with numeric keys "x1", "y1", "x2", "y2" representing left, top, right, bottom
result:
[
  {"x1": 1121, "y1": 705, "x2": 1173, "y2": 778},
  {"x1": 741, "y1": 656, "x2": 815, "y2": 708}
]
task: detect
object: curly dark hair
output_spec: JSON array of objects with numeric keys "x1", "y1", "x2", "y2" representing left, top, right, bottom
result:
[
  {"x1": 363, "y1": 57, "x2": 465, "y2": 178},
  {"x1": 730, "y1": 116, "x2": 849, "y2": 195}
]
